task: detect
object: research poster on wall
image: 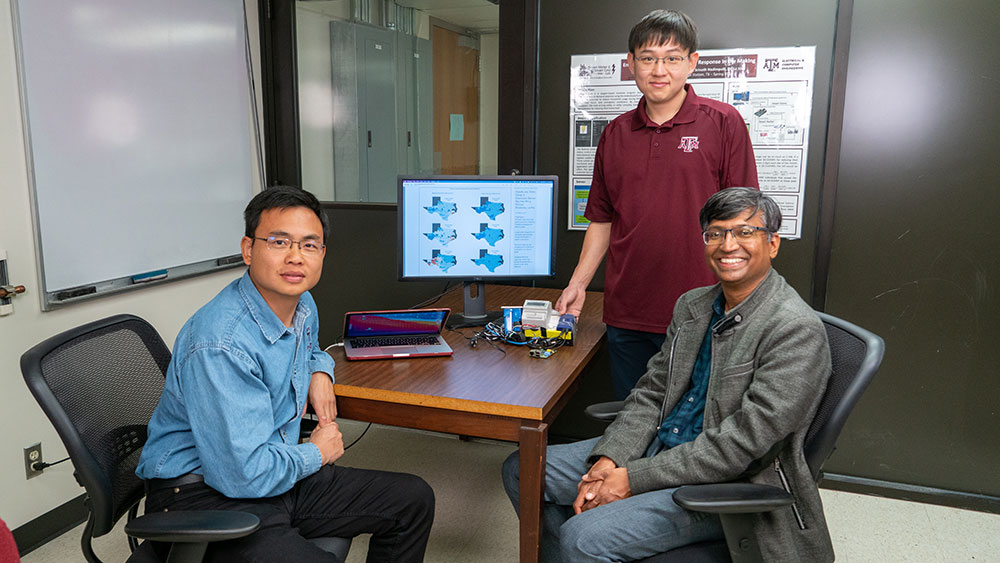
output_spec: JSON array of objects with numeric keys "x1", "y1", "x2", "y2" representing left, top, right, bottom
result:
[{"x1": 568, "y1": 46, "x2": 815, "y2": 239}]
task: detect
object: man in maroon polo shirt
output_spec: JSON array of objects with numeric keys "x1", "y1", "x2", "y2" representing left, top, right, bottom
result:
[{"x1": 556, "y1": 9, "x2": 759, "y2": 400}]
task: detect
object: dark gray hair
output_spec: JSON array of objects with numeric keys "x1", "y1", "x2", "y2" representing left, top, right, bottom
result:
[{"x1": 699, "y1": 188, "x2": 781, "y2": 233}]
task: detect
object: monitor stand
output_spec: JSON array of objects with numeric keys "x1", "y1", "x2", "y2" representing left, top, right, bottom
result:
[{"x1": 446, "y1": 281, "x2": 502, "y2": 328}]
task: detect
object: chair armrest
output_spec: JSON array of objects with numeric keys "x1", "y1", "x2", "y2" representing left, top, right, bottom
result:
[
  {"x1": 673, "y1": 483, "x2": 794, "y2": 514},
  {"x1": 584, "y1": 400, "x2": 625, "y2": 422},
  {"x1": 125, "y1": 510, "x2": 260, "y2": 543}
]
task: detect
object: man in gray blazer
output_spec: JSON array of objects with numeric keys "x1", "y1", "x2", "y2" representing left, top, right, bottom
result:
[{"x1": 503, "y1": 188, "x2": 835, "y2": 562}]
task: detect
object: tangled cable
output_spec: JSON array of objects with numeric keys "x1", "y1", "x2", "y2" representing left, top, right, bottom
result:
[{"x1": 476, "y1": 320, "x2": 566, "y2": 351}]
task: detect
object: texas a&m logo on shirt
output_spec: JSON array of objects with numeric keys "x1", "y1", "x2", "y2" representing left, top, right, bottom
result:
[{"x1": 678, "y1": 136, "x2": 700, "y2": 152}]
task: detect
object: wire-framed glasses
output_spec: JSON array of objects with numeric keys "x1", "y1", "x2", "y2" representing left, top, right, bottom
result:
[
  {"x1": 633, "y1": 55, "x2": 689, "y2": 69},
  {"x1": 253, "y1": 236, "x2": 325, "y2": 255},
  {"x1": 702, "y1": 226, "x2": 769, "y2": 246}
]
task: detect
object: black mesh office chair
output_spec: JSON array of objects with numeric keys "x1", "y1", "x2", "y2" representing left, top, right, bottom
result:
[
  {"x1": 585, "y1": 312, "x2": 886, "y2": 563},
  {"x1": 21, "y1": 314, "x2": 351, "y2": 562},
  {"x1": 20, "y1": 314, "x2": 259, "y2": 562}
]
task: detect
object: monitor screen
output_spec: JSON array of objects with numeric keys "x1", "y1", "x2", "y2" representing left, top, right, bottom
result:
[{"x1": 398, "y1": 175, "x2": 557, "y2": 281}]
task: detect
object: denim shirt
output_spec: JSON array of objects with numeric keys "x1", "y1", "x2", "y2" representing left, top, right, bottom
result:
[
  {"x1": 136, "y1": 271, "x2": 335, "y2": 498},
  {"x1": 655, "y1": 292, "x2": 725, "y2": 449}
]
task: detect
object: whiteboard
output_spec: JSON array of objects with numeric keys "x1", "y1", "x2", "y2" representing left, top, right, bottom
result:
[{"x1": 13, "y1": 0, "x2": 258, "y2": 308}]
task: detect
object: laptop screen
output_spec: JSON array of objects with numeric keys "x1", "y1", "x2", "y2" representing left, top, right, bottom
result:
[{"x1": 345, "y1": 310, "x2": 448, "y2": 338}]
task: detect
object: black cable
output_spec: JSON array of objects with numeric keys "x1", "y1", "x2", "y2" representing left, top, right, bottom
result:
[
  {"x1": 32, "y1": 456, "x2": 70, "y2": 471},
  {"x1": 409, "y1": 281, "x2": 455, "y2": 309},
  {"x1": 447, "y1": 326, "x2": 480, "y2": 348},
  {"x1": 478, "y1": 320, "x2": 527, "y2": 346},
  {"x1": 344, "y1": 422, "x2": 373, "y2": 450},
  {"x1": 472, "y1": 320, "x2": 569, "y2": 354},
  {"x1": 479, "y1": 334, "x2": 506, "y2": 355},
  {"x1": 526, "y1": 335, "x2": 566, "y2": 351},
  {"x1": 447, "y1": 325, "x2": 506, "y2": 355}
]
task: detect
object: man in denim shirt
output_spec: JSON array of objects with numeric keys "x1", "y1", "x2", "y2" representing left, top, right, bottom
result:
[{"x1": 137, "y1": 187, "x2": 434, "y2": 562}]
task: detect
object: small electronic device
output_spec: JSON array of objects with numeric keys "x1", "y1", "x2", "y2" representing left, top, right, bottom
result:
[
  {"x1": 556, "y1": 313, "x2": 576, "y2": 330},
  {"x1": 529, "y1": 348, "x2": 556, "y2": 359},
  {"x1": 343, "y1": 308, "x2": 453, "y2": 360},
  {"x1": 521, "y1": 299, "x2": 553, "y2": 326},
  {"x1": 523, "y1": 312, "x2": 576, "y2": 345},
  {"x1": 503, "y1": 306, "x2": 522, "y2": 332}
]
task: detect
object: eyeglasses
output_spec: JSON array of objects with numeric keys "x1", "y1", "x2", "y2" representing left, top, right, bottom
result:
[
  {"x1": 702, "y1": 226, "x2": 769, "y2": 246},
  {"x1": 253, "y1": 236, "x2": 325, "y2": 255},
  {"x1": 633, "y1": 55, "x2": 690, "y2": 69}
]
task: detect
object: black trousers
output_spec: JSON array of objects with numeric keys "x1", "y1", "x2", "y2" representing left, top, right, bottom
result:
[
  {"x1": 605, "y1": 324, "x2": 667, "y2": 400},
  {"x1": 144, "y1": 465, "x2": 435, "y2": 563}
]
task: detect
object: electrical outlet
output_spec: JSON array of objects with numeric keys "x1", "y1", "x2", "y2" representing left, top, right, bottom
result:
[{"x1": 24, "y1": 443, "x2": 43, "y2": 479}]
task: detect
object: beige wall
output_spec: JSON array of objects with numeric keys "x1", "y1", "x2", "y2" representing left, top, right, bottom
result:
[{"x1": 0, "y1": 0, "x2": 261, "y2": 529}]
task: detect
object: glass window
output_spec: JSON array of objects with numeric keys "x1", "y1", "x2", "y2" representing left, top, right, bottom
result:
[{"x1": 295, "y1": 0, "x2": 499, "y2": 202}]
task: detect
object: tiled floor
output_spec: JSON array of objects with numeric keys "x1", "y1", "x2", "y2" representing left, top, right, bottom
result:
[{"x1": 21, "y1": 421, "x2": 1000, "y2": 562}]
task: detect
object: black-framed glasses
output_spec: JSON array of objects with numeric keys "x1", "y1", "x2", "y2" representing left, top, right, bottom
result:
[
  {"x1": 253, "y1": 236, "x2": 325, "y2": 255},
  {"x1": 702, "y1": 226, "x2": 769, "y2": 246},
  {"x1": 633, "y1": 55, "x2": 689, "y2": 69}
]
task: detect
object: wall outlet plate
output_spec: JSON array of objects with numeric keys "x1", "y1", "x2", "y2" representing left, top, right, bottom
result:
[{"x1": 24, "y1": 443, "x2": 43, "y2": 479}]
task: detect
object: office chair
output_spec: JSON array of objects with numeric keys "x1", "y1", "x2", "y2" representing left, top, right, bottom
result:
[
  {"x1": 21, "y1": 314, "x2": 351, "y2": 562},
  {"x1": 585, "y1": 312, "x2": 885, "y2": 563}
]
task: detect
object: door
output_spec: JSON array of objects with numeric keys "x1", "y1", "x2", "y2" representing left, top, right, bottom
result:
[{"x1": 432, "y1": 26, "x2": 479, "y2": 175}]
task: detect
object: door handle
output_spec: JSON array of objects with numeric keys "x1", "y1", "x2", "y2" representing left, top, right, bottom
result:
[
  {"x1": 0, "y1": 248, "x2": 25, "y2": 315},
  {"x1": 368, "y1": 130, "x2": 372, "y2": 148}
]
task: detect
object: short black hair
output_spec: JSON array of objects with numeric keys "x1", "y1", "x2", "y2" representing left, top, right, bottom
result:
[
  {"x1": 244, "y1": 186, "x2": 329, "y2": 243},
  {"x1": 628, "y1": 10, "x2": 698, "y2": 55},
  {"x1": 699, "y1": 188, "x2": 781, "y2": 234}
]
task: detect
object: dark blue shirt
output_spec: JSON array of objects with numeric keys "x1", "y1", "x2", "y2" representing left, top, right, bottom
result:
[{"x1": 656, "y1": 292, "x2": 726, "y2": 449}]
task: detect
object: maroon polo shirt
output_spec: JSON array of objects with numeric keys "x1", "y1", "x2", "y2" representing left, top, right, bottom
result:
[{"x1": 585, "y1": 85, "x2": 759, "y2": 333}]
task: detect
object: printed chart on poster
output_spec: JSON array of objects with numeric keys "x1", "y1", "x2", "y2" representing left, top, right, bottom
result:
[{"x1": 568, "y1": 46, "x2": 815, "y2": 238}]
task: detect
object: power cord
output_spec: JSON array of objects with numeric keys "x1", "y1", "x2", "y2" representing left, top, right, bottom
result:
[
  {"x1": 408, "y1": 281, "x2": 455, "y2": 309},
  {"x1": 447, "y1": 325, "x2": 507, "y2": 355},
  {"x1": 302, "y1": 412, "x2": 374, "y2": 451},
  {"x1": 475, "y1": 320, "x2": 566, "y2": 350},
  {"x1": 344, "y1": 422, "x2": 372, "y2": 450},
  {"x1": 477, "y1": 320, "x2": 528, "y2": 346},
  {"x1": 455, "y1": 319, "x2": 569, "y2": 357},
  {"x1": 32, "y1": 456, "x2": 70, "y2": 471},
  {"x1": 312, "y1": 342, "x2": 372, "y2": 449}
]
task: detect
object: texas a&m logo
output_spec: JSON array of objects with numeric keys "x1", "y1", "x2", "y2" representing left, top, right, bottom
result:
[{"x1": 677, "y1": 136, "x2": 700, "y2": 152}]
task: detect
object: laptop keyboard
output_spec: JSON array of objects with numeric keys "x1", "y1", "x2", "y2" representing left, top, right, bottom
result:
[{"x1": 350, "y1": 335, "x2": 440, "y2": 348}]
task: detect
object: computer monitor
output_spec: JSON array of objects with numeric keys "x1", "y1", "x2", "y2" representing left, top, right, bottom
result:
[{"x1": 398, "y1": 175, "x2": 558, "y2": 327}]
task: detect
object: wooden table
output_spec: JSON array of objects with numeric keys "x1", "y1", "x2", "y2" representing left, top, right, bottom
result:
[{"x1": 326, "y1": 284, "x2": 605, "y2": 563}]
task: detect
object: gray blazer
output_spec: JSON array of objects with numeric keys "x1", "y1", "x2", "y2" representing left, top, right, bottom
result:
[{"x1": 591, "y1": 268, "x2": 835, "y2": 561}]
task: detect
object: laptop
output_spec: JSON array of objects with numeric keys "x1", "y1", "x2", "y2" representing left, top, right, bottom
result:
[{"x1": 343, "y1": 308, "x2": 453, "y2": 360}]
